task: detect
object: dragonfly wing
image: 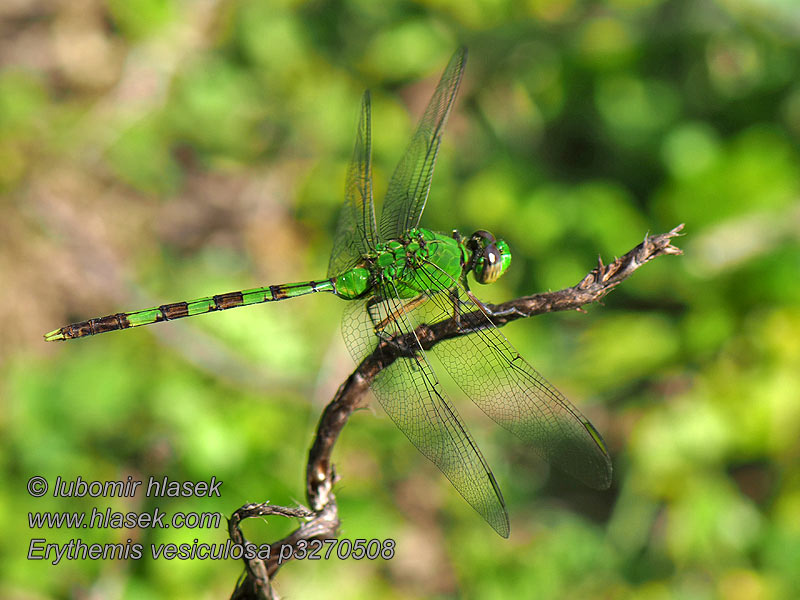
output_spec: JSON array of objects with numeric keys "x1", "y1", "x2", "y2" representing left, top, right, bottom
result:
[
  {"x1": 342, "y1": 293, "x2": 510, "y2": 537},
  {"x1": 328, "y1": 91, "x2": 378, "y2": 278},
  {"x1": 410, "y1": 268, "x2": 613, "y2": 490},
  {"x1": 378, "y1": 48, "x2": 467, "y2": 242}
]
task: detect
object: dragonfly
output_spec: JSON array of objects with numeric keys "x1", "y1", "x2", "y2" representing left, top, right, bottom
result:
[{"x1": 45, "y1": 48, "x2": 611, "y2": 537}]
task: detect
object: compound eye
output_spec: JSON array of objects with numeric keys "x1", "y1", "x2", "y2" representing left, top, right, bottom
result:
[
  {"x1": 475, "y1": 243, "x2": 502, "y2": 284},
  {"x1": 467, "y1": 230, "x2": 494, "y2": 253}
]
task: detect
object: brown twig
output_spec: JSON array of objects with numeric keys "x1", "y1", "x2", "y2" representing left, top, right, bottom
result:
[{"x1": 228, "y1": 225, "x2": 684, "y2": 598}]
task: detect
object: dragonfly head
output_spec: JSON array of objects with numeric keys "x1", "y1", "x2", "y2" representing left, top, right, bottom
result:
[{"x1": 467, "y1": 230, "x2": 512, "y2": 284}]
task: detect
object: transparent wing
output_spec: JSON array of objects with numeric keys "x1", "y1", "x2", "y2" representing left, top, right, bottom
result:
[
  {"x1": 409, "y1": 265, "x2": 613, "y2": 489},
  {"x1": 341, "y1": 289, "x2": 510, "y2": 537},
  {"x1": 378, "y1": 48, "x2": 467, "y2": 242},
  {"x1": 328, "y1": 91, "x2": 378, "y2": 278}
]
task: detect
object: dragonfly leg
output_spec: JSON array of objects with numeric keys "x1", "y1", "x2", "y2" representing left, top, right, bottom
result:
[
  {"x1": 366, "y1": 294, "x2": 427, "y2": 359},
  {"x1": 482, "y1": 302, "x2": 528, "y2": 319},
  {"x1": 450, "y1": 287, "x2": 463, "y2": 329},
  {"x1": 365, "y1": 296, "x2": 387, "y2": 336},
  {"x1": 465, "y1": 290, "x2": 528, "y2": 320},
  {"x1": 372, "y1": 294, "x2": 427, "y2": 333}
]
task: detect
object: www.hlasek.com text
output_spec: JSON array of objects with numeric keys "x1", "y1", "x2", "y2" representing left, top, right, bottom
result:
[{"x1": 29, "y1": 506, "x2": 222, "y2": 529}]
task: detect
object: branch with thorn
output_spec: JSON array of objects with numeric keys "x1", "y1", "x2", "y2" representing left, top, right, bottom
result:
[{"x1": 228, "y1": 224, "x2": 685, "y2": 600}]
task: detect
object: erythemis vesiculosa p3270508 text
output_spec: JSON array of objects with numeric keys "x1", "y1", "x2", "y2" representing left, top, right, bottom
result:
[{"x1": 45, "y1": 48, "x2": 612, "y2": 537}]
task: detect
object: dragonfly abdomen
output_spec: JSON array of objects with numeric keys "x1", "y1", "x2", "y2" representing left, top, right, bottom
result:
[{"x1": 44, "y1": 278, "x2": 339, "y2": 341}]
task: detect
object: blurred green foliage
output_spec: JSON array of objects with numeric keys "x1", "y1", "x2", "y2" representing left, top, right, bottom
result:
[{"x1": 1, "y1": 0, "x2": 799, "y2": 598}]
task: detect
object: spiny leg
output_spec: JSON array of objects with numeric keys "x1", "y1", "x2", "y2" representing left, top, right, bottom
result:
[
  {"x1": 364, "y1": 292, "x2": 431, "y2": 364},
  {"x1": 450, "y1": 287, "x2": 463, "y2": 329},
  {"x1": 375, "y1": 294, "x2": 427, "y2": 331},
  {"x1": 465, "y1": 290, "x2": 527, "y2": 320}
]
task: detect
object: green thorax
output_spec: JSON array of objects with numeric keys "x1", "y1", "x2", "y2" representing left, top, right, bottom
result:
[
  {"x1": 374, "y1": 228, "x2": 464, "y2": 299},
  {"x1": 334, "y1": 228, "x2": 465, "y2": 300}
]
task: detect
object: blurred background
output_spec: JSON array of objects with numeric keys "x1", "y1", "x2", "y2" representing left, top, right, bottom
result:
[{"x1": 2, "y1": 0, "x2": 799, "y2": 598}]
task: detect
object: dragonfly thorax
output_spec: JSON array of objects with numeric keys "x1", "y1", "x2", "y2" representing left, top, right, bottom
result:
[
  {"x1": 365, "y1": 228, "x2": 463, "y2": 300},
  {"x1": 362, "y1": 227, "x2": 513, "y2": 300}
]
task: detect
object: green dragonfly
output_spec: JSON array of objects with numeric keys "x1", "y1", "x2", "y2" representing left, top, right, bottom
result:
[{"x1": 45, "y1": 48, "x2": 611, "y2": 537}]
